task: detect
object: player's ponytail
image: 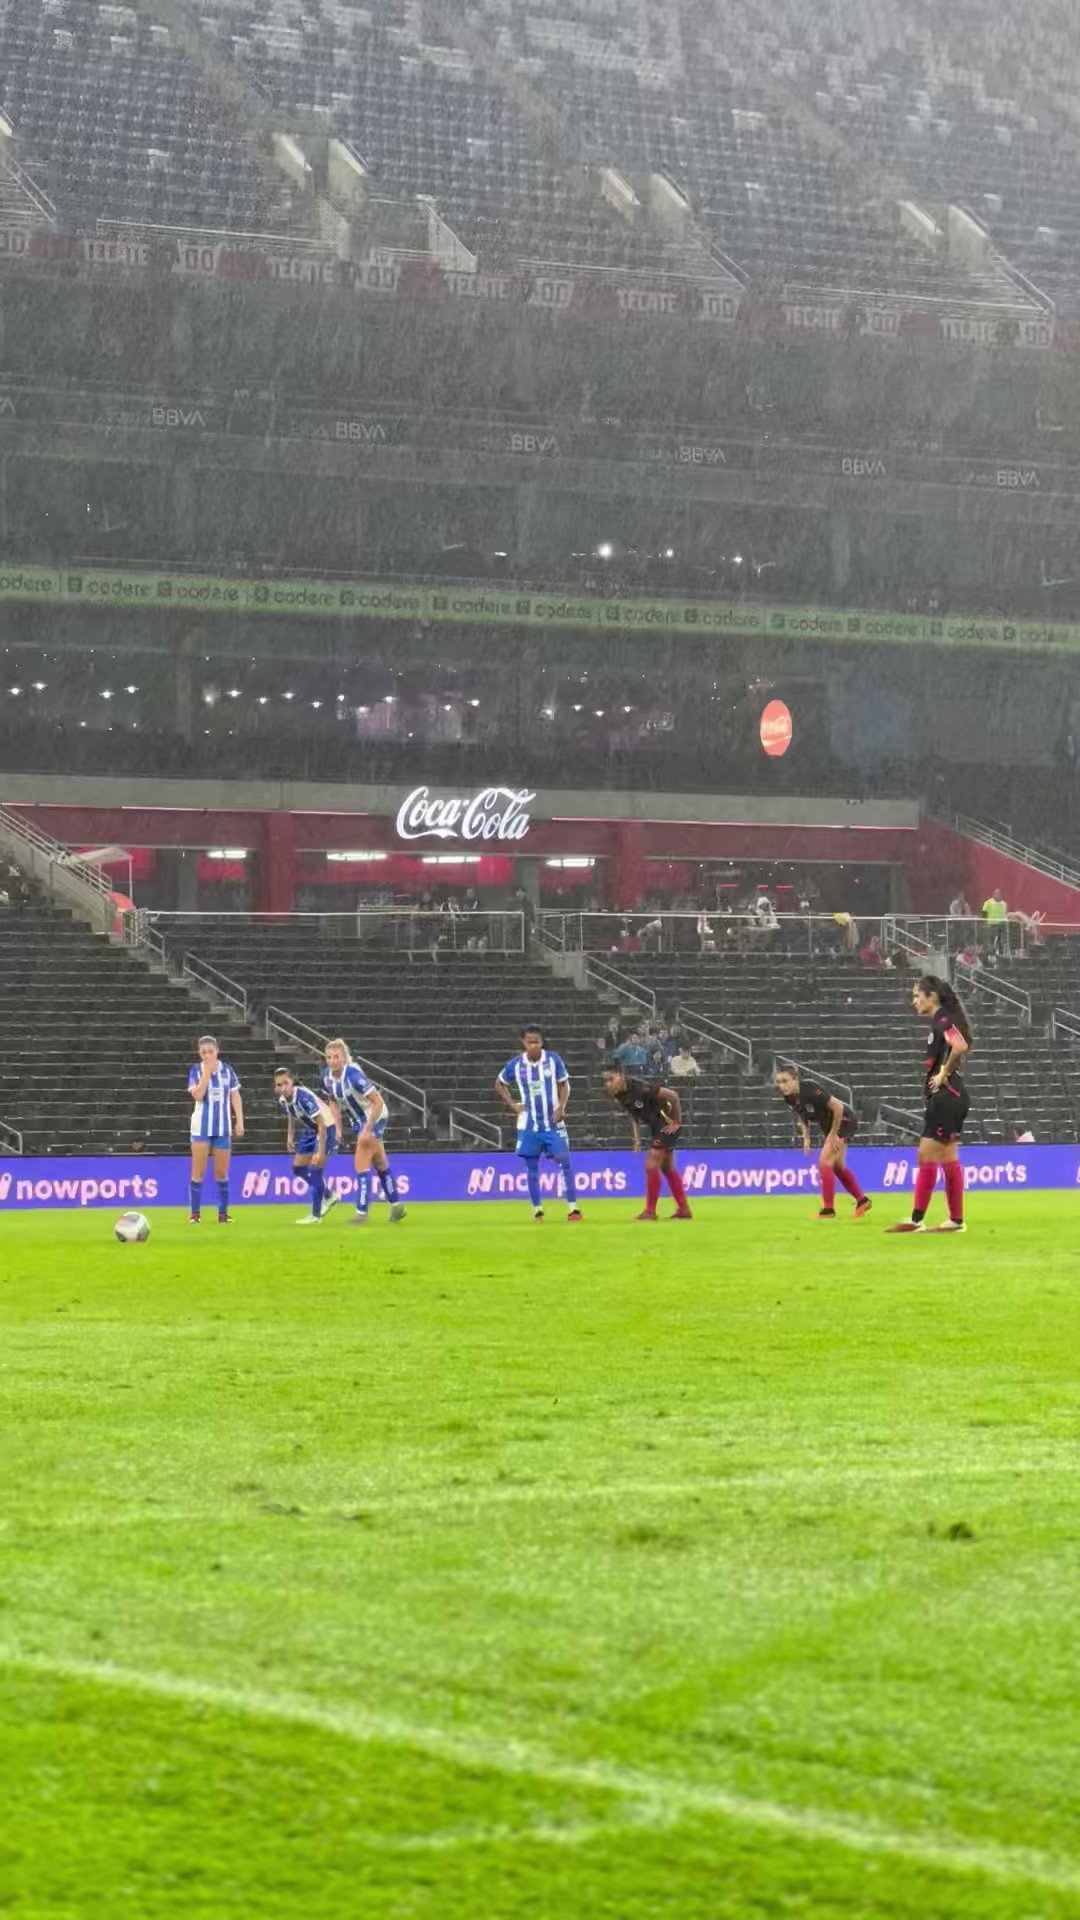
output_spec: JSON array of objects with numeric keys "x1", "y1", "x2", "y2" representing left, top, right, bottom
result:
[{"x1": 917, "y1": 976, "x2": 974, "y2": 1046}]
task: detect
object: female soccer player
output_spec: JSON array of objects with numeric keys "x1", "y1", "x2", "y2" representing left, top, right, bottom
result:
[
  {"x1": 274, "y1": 1067, "x2": 339, "y2": 1225},
  {"x1": 886, "y1": 975, "x2": 972, "y2": 1234},
  {"x1": 322, "y1": 1039, "x2": 406, "y2": 1225},
  {"x1": 774, "y1": 1067, "x2": 871, "y2": 1219},
  {"x1": 495, "y1": 1025, "x2": 582, "y2": 1222},
  {"x1": 602, "y1": 1063, "x2": 692, "y2": 1220},
  {"x1": 188, "y1": 1033, "x2": 243, "y2": 1224}
]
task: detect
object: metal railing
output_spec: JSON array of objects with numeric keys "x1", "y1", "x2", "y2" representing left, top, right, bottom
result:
[
  {"x1": 675, "y1": 1005, "x2": 753, "y2": 1068},
  {"x1": 877, "y1": 1103, "x2": 925, "y2": 1139},
  {"x1": 264, "y1": 1004, "x2": 428, "y2": 1129},
  {"x1": 583, "y1": 954, "x2": 657, "y2": 1017},
  {"x1": 182, "y1": 952, "x2": 249, "y2": 1024},
  {"x1": 0, "y1": 1116, "x2": 24, "y2": 1155},
  {"x1": 148, "y1": 908, "x2": 525, "y2": 954},
  {"x1": 1050, "y1": 1007, "x2": 1080, "y2": 1045},
  {"x1": 953, "y1": 962, "x2": 1032, "y2": 1025},
  {"x1": 951, "y1": 812, "x2": 1080, "y2": 890},
  {"x1": 0, "y1": 805, "x2": 116, "y2": 936},
  {"x1": 448, "y1": 1107, "x2": 502, "y2": 1149}
]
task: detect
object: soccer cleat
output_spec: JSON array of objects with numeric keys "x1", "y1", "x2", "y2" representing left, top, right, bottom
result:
[
  {"x1": 297, "y1": 1213, "x2": 323, "y2": 1227},
  {"x1": 322, "y1": 1188, "x2": 341, "y2": 1216},
  {"x1": 217, "y1": 1214, "x2": 231, "y2": 1225},
  {"x1": 567, "y1": 1207, "x2": 583, "y2": 1223},
  {"x1": 533, "y1": 1208, "x2": 545, "y2": 1222},
  {"x1": 885, "y1": 1220, "x2": 925, "y2": 1233},
  {"x1": 853, "y1": 1196, "x2": 873, "y2": 1219},
  {"x1": 926, "y1": 1219, "x2": 967, "y2": 1233},
  {"x1": 671, "y1": 1208, "x2": 693, "y2": 1220},
  {"x1": 816, "y1": 1207, "x2": 837, "y2": 1219},
  {"x1": 188, "y1": 1215, "x2": 201, "y2": 1225},
  {"x1": 636, "y1": 1210, "x2": 658, "y2": 1221},
  {"x1": 348, "y1": 1211, "x2": 369, "y2": 1225},
  {"x1": 388, "y1": 1202, "x2": 407, "y2": 1224}
]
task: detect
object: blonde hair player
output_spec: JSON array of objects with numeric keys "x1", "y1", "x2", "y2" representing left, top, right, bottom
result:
[
  {"x1": 188, "y1": 1034, "x2": 243, "y2": 1224},
  {"x1": 322, "y1": 1039, "x2": 406, "y2": 1224}
]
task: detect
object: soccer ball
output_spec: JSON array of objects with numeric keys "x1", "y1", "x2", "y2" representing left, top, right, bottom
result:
[{"x1": 114, "y1": 1211, "x2": 151, "y2": 1244}]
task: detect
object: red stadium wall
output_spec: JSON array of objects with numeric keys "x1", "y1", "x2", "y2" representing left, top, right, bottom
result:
[{"x1": 913, "y1": 819, "x2": 1080, "y2": 923}]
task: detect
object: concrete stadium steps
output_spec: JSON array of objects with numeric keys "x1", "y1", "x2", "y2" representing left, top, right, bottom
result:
[{"x1": 0, "y1": 902, "x2": 284, "y2": 1154}]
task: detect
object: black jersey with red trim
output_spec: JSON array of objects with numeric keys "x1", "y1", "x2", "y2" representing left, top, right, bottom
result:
[
  {"x1": 612, "y1": 1078, "x2": 676, "y2": 1132},
  {"x1": 924, "y1": 1006, "x2": 967, "y2": 1095},
  {"x1": 784, "y1": 1083, "x2": 854, "y2": 1138}
]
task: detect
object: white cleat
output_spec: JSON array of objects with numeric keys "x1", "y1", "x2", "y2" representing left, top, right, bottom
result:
[
  {"x1": 884, "y1": 1220, "x2": 926, "y2": 1234},
  {"x1": 388, "y1": 1202, "x2": 407, "y2": 1224},
  {"x1": 297, "y1": 1212, "x2": 324, "y2": 1227},
  {"x1": 347, "y1": 1211, "x2": 369, "y2": 1226},
  {"x1": 322, "y1": 1187, "x2": 341, "y2": 1216},
  {"x1": 926, "y1": 1219, "x2": 967, "y2": 1234}
]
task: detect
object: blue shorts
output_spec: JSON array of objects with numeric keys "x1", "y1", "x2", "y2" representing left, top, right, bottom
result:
[
  {"x1": 356, "y1": 1117, "x2": 387, "y2": 1144},
  {"x1": 192, "y1": 1134, "x2": 231, "y2": 1153},
  {"x1": 295, "y1": 1124, "x2": 338, "y2": 1160},
  {"x1": 516, "y1": 1125, "x2": 570, "y2": 1160}
]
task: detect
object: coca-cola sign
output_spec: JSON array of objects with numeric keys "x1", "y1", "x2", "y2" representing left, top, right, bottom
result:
[{"x1": 395, "y1": 785, "x2": 535, "y2": 843}]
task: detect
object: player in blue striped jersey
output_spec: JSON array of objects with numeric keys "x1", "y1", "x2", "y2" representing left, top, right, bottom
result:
[
  {"x1": 494, "y1": 1025, "x2": 582, "y2": 1222},
  {"x1": 188, "y1": 1033, "x2": 244, "y2": 1223},
  {"x1": 274, "y1": 1068, "x2": 340, "y2": 1225},
  {"x1": 322, "y1": 1038, "x2": 406, "y2": 1225}
]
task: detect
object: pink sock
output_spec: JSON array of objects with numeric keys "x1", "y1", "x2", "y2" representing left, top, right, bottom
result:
[
  {"x1": 819, "y1": 1164, "x2": 836, "y2": 1208},
  {"x1": 943, "y1": 1161, "x2": 965, "y2": 1223},
  {"x1": 644, "y1": 1165, "x2": 661, "y2": 1215},
  {"x1": 665, "y1": 1165, "x2": 690, "y2": 1211},
  {"x1": 836, "y1": 1164, "x2": 865, "y2": 1204},
  {"x1": 912, "y1": 1163, "x2": 938, "y2": 1220}
]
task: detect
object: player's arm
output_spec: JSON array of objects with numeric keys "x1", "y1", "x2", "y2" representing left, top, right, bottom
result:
[
  {"x1": 191, "y1": 1063, "x2": 210, "y2": 1100},
  {"x1": 930, "y1": 1029, "x2": 968, "y2": 1091},
  {"x1": 328, "y1": 1100, "x2": 344, "y2": 1134},
  {"x1": 657, "y1": 1086, "x2": 682, "y2": 1133},
  {"x1": 230, "y1": 1080, "x2": 245, "y2": 1140},
  {"x1": 820, "y1": 1095, "x2": 845, "y2": 1158},
  {"x1": 282, "y1": 1105, "x2": 295, "y2": 1155},
  {"x1": 358, "y1": 1089, "x2": 385, "y2": 1140},
  {"x1": 554, "y1": 1076, "x2": 570, "y2": 1124},
  {"x1": 311, "y1": 1105, "x2": 329, "y2": 1167},
  {"x1": 494, "y1": 1067, "x2": 523, "y2": 1116},
  {"x1": 797, "y1": 1117, "x2": 813, "y2": 1154}
]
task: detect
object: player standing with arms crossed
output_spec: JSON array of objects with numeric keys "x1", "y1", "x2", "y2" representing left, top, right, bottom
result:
[
  {"x1": 274, "y1": 1067, "x2": 340, "y2": 1225},
  {"x1": 188, "y1": 1034, "x2": 243, "y2": 1224},
  {"x1": 887, "y1": 975, "x2": 972, "y2": 1234},
  {"x1": 323, "y1": 1039, "x2": 406, "y2": 1225},
  {"x1": 603, "y1": 1064, "x2": 692, "y2": 1220},
  {"x1": 774, "y1": 1066, "x2": 872, "y2": 1219},
  {"x1": 495, "y1": 1025, "x2": 582, "y2": 1222}
]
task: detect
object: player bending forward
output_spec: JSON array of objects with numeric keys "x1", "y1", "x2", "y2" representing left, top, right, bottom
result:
[
  {"x1": 495, "y1": 1025, "x2": 582, "y2": 1222},
  {"x1": 274, "y1": 1067, "x2": 340, "y2": 1226},
  {"x1": 775, "y1": 1067, "x2": 871, "y2": 1220},
  {"x1": 887, "y1": 975, "x2": 972, "y2": 1234},
  {"x1": 603, "y1": 1065, "x2": 692, "y2": 1220},
  {"x1": 323, "y1": 1039, "x2": 406, "y2": 1225}
]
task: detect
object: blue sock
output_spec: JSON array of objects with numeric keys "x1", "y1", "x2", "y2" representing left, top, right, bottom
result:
[
  {"x1": 377, "y1": 1164, "x2": 398, "y2": 1202},
  {"x1": 216, "y1": 1179, "x2": 229, "y2": 1218},
  {"x1": 559, "y1": 1157, "x2": 578, "y2": 1209},
  {"x1": 189, "y1": 1179, "x2": 203, "y2": 1220},
  {"x1": 525, "y1": 1159, "x2": 543, "y2": 1211},
  {"x1": 294, "y1": 1163, "x2": 312, "y2": 1196},
  {"x1": 355, "y1": 1172, "x2": 370, "y2": 1216},
  {"x1": 309, "y1": 1167, "x2": 325, "y2": 1220}
]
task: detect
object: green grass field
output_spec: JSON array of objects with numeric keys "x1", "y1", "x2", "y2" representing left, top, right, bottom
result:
[{"x1": 2, "y1": 1195, "x2": 1079, "y2": 1919}]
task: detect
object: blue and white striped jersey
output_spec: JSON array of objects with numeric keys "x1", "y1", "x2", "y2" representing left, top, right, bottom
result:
[
  {"x1": 322, "y1": 1062, "x2": 387, "y2": 1130},
  {"x1": 188, "y1": 1061, "x2": 240, "y2": 1141},
  {"x1": 278, "y1": 1084, "x2": 328, "y2": 1134},
  {"x1": 499, "y1": 1050, "x2": 568, "y2": 1132}
]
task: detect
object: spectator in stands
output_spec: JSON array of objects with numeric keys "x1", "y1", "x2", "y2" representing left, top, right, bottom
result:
[
  {"x1": 1016, "y1": 1124, "x2": 1036, "y2": 1144},
  {"x1": 949, "y1": 890, "x2": 973, "y2": 919},
  {"x1": 615, "y1": 1030, "x2": 649, "y2": 1072},
  {"x1": 641, "y1": 916, "x2": 664, "y2": 953},
  {"x1": 697, "y1": 911, "x2": 717, "y2": 953},
  {"x1": 982, "y1": 888, "x2": 1008, "y2": 953},
  {"x1": 0, "y1": 861, "x2": 29, "y2": 911},
  {"x1": 670, "y1": 1043, "x2": 702, "y2": 1080},
  {"x1": 859, "y1": 932, "x2": 888, "y2": 971}
]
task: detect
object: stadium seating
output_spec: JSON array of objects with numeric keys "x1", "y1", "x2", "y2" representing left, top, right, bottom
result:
[{"x1": 0, "y1": 897, "x2": 283, "y2": 1154}]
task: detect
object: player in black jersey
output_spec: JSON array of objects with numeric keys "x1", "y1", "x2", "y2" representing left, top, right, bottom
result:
[
  {"x1": 886, "y1": 975, "x2": 972, "y2": 1235},
  {"x1": 774, "y1": 1067, "x2": 872, "y2": 1219},
  {"x1": 603, "y1": 1066, "x2": 692, "y2": 1219}
]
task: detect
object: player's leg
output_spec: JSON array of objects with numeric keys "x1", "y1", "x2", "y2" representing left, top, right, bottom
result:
[
  {"x1": 319, "y1": 1126, "x2": 340, "y2": 1216},
  {"x1": 372, "y1": 1135, "x2": 406, "y2": 1223},
  {"x1": 211, "y1": 1143, "x2": 231, "y2": 1223},
  {"x1": 660, "y1": 1144, "x2": 692, "y2": 1218},
  {"x1": 550, "y1": 1129, "x2": 582, "y2": 1221},
  {"x1": 886, "y1": 1138, "x2": 944, "y2": 1232},
  {"x1": 349, "y1": 1137, "x2": 374, "y2": 1224},
  {"x1": 833, "y1": 1136, "x2": 871, "y2": 1215},
  {"x1": 292, "y1": 1148, "x2": 318, "y2": 1222},
  {"x1": 817, "y1": 1144, "x2": 838, "y2": 1217},
  {"x1": 639, "y1": 1144, "x2": 663, "y2": 1219},
  {"x1": 189, "y1": 1140, "x2": 209, "y2": 1221},
  {"x1": 927, "y1": 1119, "x2": 968, "y2": 1234},
  {"x1": 523, "y1": 1151, "x2": 545, "y2": 1219}
]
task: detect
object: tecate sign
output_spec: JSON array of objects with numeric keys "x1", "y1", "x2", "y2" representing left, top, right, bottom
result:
[{"x1": 395, "y1": 785, "x2": 535, "y2": 843}]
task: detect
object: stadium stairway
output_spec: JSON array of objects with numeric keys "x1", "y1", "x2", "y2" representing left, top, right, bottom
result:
[{"x1": 0, "y1": 900, "x2": 285, "y2": 1155}]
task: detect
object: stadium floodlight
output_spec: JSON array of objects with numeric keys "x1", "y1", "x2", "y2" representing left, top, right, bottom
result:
[
  {"x1": 125, "y1": 684, "x2": 139, "y2": 694},
  {"x1": 207, "y1": 848, "x2": 248, "y2": 860},
  {"x1": 282, "y1": 691, "x2": 295, "y2": 700},
  {"x1": 596, "y1": 542, "x2": 614, "y2": 559},
  {"x1": 327, "y1": 851, "x2": 387, "y2": 863},
  {"x1": 100, "y1": 689, "x2": 113, "y2": 699},
  {"x1": 31, "y1": 681, "x2": 46, "y2": 692}
]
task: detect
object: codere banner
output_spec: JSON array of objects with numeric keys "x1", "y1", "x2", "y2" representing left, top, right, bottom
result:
[{"x1": 1, "y1": 560, "x2": 1079, "y2": 651}]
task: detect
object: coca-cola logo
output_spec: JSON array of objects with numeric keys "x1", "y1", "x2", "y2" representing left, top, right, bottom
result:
[{"x1": 395, "y1": 785, "x2": 535, "y2": 843}]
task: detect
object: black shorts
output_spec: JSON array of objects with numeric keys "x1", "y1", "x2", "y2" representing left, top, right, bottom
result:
[
  {"x1": 922, "y1": 1086, "x2": 970, "y2": 1144},
  {"x1": 648, "y1": 1128, "x2": 683, "y2": 1153},
  {"x1": 836, "y1": 1116, "x2": 857, "y2": 1144}
]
